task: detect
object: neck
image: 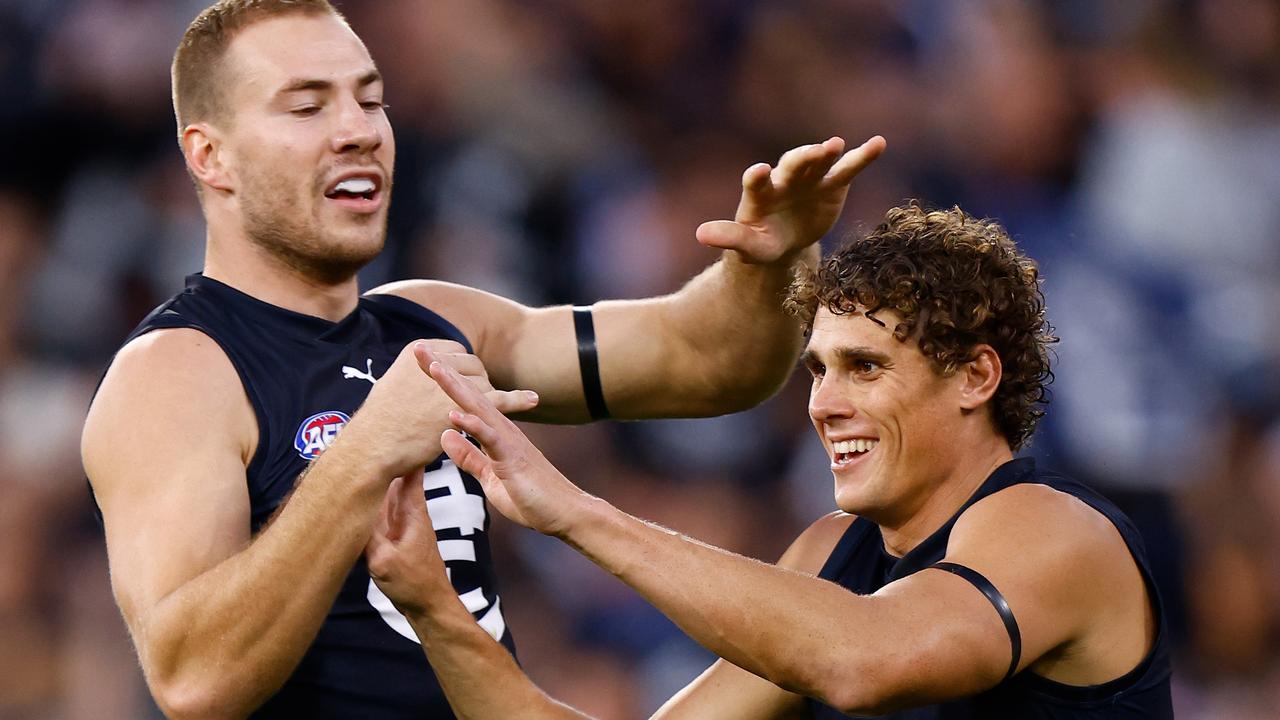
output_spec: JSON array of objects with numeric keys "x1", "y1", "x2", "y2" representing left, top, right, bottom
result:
[
  {"x1": 203, "y1": 230, "x2": 360, "y2": 322},
  {"x1": 879, "y1": 433, "x2": 1014, "y2": 557}
]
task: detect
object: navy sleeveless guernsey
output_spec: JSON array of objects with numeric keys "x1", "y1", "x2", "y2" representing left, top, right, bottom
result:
[
  {"x1": 808, "y1": 458, "x2": 1173, "y2": 719},
  {"x1": 111, "y1": 274, "x2": 512, "y2": 718}
]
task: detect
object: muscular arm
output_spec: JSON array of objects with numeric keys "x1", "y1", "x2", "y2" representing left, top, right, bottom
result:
[
  {"x1": 372, "y1": 137, "x2": 885, "y2": 422},
  {"x1": 367, "y1": 463, "x2": 848, "y2": 720},
  {"x1": 431, "y1": 363, "x2": 1154, "y2": 715},
  {"x1": 84, "y1": 334, "x2": 533, "y2": 719},
  {"x1": 548, "y1": 487, "x2": 1150, "y2": 714}
]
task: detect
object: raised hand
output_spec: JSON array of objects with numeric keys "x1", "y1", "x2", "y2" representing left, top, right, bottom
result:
[
  {"x1": 428, "y1": 359, "x2": 591, "y2": 538},
  {"x1": 696, "y1": 135, "x2": 886, "y2": 264},
  {"x1": 338, "y1": 340, "x2": 540, "y2": 479}
]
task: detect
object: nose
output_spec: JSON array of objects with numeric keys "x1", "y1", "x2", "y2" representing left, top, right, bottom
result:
[
  {"x1": 808, "y1": 375, "x2": 853, "y2": 425},
  {"x1": 330, "y1": 96, "x2": 383, "y2": 155}
]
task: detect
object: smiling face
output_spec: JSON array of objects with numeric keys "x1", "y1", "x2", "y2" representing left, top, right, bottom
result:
[
  {"x1": 213, "y1": 13, "x2": 394, "y2": 282},
  {"x1": 803, "y1": 307, "x2": 973, "y2": 522}
]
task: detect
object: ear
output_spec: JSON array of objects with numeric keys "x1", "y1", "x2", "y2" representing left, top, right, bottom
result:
[
  {"x1": 957, "y1": 345, "x2": 1001, "y2": 412},
  {"x1": 180, "y1": 123, "x2": 233, "y2": 193}
]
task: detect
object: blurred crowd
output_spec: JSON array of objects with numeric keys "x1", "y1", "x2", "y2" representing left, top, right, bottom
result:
[{"x1": 2, "y1": 0, "x2": 1280, "y2": 717}]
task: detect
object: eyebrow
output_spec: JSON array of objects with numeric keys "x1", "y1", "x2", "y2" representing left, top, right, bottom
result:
[
  {"x1": 800, "y1": 345, "x2": 893, "y2": 367},
  {"x1": 277, "y1": 70, "x2": 383, "y2": 95}
]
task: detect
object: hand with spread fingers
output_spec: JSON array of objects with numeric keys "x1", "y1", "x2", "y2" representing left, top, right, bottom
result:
[
  {"x1": 427, "y1": 356, "x2": 593, "y2": 538},
  {"x1": 695, "y1": 135, "x2": 886, "y2": 264}
]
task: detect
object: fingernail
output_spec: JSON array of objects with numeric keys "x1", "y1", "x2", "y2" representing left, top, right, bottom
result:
[{"x1": 526, "y1": 391, "x2": 539, "y2": 402}]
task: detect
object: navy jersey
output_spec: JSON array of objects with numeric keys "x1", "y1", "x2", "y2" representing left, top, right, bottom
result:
[
  {"x1": 109, "y1": 274, "x2": 511, "y2": 718},
  {"x1": 808, "y1": 458, "x2": 1173, "y2": 719}
]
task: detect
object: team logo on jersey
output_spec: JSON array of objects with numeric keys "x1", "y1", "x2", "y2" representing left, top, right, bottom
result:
[{"x1": 294, "y1": 411, "x2": 351, "y2": 460}]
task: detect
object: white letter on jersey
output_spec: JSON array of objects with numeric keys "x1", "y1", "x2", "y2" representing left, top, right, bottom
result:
[{"x1": 368, "y1": 460, "x2": 505, "y2": 643}]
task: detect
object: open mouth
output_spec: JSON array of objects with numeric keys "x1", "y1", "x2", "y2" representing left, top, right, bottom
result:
[
  {"x1": 831, "y1": 438, "x2": 878, "y2": 467},
  {"x1": 324, "y1": 174, "x2": 383, "y2": 212}
]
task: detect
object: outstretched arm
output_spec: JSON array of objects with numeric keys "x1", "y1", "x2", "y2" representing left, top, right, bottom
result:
[
  {"x1": 365, "y1": 437, "x2": 843, "y2": 719},
  {"x1": 373, "y1": 136, "x2": 886, "y2": 422},
  {"x1": 428, "y1": 359, "x2": 1129, "y2": 715}
]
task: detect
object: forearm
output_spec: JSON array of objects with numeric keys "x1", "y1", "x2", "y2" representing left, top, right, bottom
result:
[
  {"x1": 140, "y1": 448, "x2": 389, "y2": 717},
  {"x1": 560, "y1": 497, "x2": 877, "y2": 704},
  {"x1": 405, "y1": 595, "x2": 592, "y2": 720},
  {"x1": 635, "y1": 248, "x2": 816, "y2": 414}
]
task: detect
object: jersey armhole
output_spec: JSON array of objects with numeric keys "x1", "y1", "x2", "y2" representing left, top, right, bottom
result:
[{"x1": 362, "y1": 292, "x2": 474, "y2": 353}]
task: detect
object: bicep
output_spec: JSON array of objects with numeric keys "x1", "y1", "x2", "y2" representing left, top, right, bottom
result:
[
  {"x1": 84, "y1": 330, "x2": 255, "y2": 638},
  {"x1": 849, "y1": 490, "x2": 1099, "y2": 711}
]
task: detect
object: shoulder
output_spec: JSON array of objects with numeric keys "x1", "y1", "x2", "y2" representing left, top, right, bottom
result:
[
  {"x1": 951, "y1": 482, "x2": 1123, "y2": 568},
  {"x1": 944, "y1": 479, "x2": 1142, "y2": 653},
  {"x1": 85, "y1": 328, "x2": 256, "y2": 481},
  {"x1": 95, "y1": 327, "x2": 244, "y2": 407},
  {"x1": 777, "y1": 511, "x2": 857, "y2": 575}
]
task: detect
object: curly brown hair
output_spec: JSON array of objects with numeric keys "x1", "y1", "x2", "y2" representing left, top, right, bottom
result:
[{"x1": 785, "y1": 202, "x2": 1056, "y2": 450}]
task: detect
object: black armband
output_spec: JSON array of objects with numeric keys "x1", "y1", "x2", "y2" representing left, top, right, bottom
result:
[
  {"x1": 932, "y1": 561, "x2": 1022, "y2": 682},
  {"x1": 572, "y1": 306, "x2": 610, "y2": 421}
]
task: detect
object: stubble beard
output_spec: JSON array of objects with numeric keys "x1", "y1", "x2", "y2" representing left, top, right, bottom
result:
[{"x1": 240, "y1": 167, "x2": 388, "y2": 286}]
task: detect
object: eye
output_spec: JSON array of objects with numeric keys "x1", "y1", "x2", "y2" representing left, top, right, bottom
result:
[
  {"x1": 851, "y1": 359, "x2": 885, "y2": 377},
  {"x1": 805, "y1": 361, "x2": 825, "y2": 379},
  {"x1": 361, "y1": 100, "x2": 388, "y2": 112},
  {"x1": 291, "y1": 105, "x2": 321, "y2": 117}
]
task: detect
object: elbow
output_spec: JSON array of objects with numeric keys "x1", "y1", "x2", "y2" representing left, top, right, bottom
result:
[
  {"x1": 149, "y1": 672, "x2": 252, "y2": 720},
  {"x1": 151, "y1": 680, "x2": 222, "y2": 720},
  {"x1": 801, "y1": 656, "x2": 904, "y2": 717}
]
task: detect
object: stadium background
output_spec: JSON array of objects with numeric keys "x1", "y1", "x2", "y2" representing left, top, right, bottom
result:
[{"x1": 2, "y1": 0, "x2": 1279, "y2": 717}]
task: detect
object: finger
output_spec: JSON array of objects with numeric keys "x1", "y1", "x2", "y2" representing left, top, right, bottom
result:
[
  {"x1": 383, "y1": 476, "x2": 405, "y2": 541},
  {"x1": 486, "y1": 388, "x2": 540, "y2": 415},
  {"x1": 825, "y1": 135, "x2": 886, "y2": 185},
  {"x1": 429, "y1": 359, "x2": 507, "y2": 425},
  {"x1": 399, "y1": 466, "x2": 426, "y2": 519},
  {"x1": 441, "y1": 428, "x2": 493, "y2": 479},
  {"x1": 742, "y1": 162, "x2": 771, "y2": 193},
  {"x1": 695, "y1": 220, "x2": 753, "y2": 250},
  {"x1": 774, "y1": 142, "x2": 834, "y2": 188},
  {"x1": 802, "y1": 137, "x2": 845, "y2": 181},
  {"x1": 447, "y1": 410, "x2": 505, "y2": 453},
  {"x1": 432, "y1": 353, "x2": 494, "y2": 390},
  {"x1": 431, "y1": 352, "x2": 483, "y2": 374},
  {"x1": 416, "y1": 339, "x2": 467, "y2": 355},
  {"x1": 413, "y1": 342, "x2": 440, "y2": 376}
]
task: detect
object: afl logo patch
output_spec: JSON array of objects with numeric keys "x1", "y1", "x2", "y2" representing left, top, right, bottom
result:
[{"x1": 294, "y1": 411, "x2": 351, "y2": 460}]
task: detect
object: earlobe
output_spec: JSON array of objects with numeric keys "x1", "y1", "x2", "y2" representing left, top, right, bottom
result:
[
  {"x1": 182, "y1": 124, "x2": 232, "y2": 193},
  {"x1": 958, "y1": 346, "x2": 1001, "y2": 411}
]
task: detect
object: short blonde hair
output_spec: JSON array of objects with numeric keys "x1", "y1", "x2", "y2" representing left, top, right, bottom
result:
[{"x1": 171, "y1": 0, "x2": 344, "y2": 130}]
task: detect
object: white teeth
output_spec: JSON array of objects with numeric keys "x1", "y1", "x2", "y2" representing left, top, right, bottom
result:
[
  {"x1": 333, "y1": 177, "x2": 376, "y2": 194},
  {"x1": 832, "y1": 439, "x2": 878, "y2": 457}
]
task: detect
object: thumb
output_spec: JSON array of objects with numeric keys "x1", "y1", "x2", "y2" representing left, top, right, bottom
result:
[{"x1": 697, "y1": 220, "x2": 756, "y2": 251}]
